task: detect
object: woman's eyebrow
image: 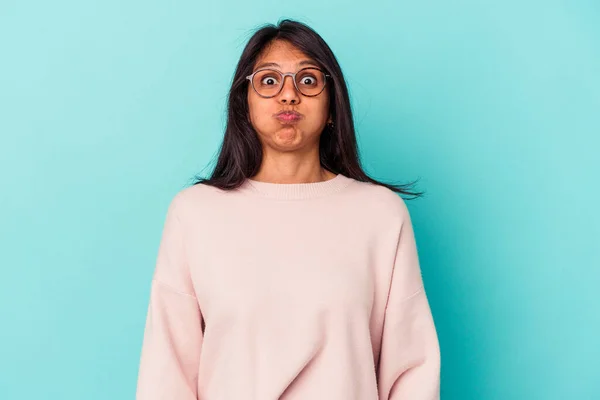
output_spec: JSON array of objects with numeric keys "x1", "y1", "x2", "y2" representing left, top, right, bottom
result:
[{"x1": 254, "y1": 60, "x2": 319, "y2": 70}]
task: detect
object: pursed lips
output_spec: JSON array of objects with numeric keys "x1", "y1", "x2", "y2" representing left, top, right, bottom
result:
[{"x1": 274, "y1": 111, "x2": 303, "y2": 122}]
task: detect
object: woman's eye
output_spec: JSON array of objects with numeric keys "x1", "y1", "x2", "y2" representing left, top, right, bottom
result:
[
  {"x1": 261, "y1": 76, "x2": 279, "y2": 85},
  {"x1": 300, "y1": 76, "x2": 316, "y2": 85}
]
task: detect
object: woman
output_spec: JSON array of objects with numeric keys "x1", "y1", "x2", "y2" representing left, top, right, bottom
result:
[{"x1": 136, "y1": 19, "x2": 440, "y2": 400}]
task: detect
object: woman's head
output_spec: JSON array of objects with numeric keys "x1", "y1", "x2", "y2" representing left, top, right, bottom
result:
[
  {"x1": 247, "y1": 39, "x2": 332, "y2": 153},
  {"x1": 194, "y1": 19, "x2": 423, "y2": 199}
]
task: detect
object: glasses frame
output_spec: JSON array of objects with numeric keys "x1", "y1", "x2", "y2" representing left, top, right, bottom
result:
[{"x1": 246, "y1": 67, "x2": 331, "y2": 98}]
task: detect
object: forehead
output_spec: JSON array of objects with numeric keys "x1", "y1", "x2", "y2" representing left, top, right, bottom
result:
[{"x1": 254, "y1": 40, "x2": 318, "y2": 70}]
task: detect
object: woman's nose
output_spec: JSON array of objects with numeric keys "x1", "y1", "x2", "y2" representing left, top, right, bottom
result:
[{"x1": 278, "y1": 75, "x2": 300, "y2": 104}]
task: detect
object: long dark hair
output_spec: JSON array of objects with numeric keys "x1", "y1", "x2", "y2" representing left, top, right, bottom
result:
[{"x1": 192, "y1": 18, "x2": 424, "y2": 200}]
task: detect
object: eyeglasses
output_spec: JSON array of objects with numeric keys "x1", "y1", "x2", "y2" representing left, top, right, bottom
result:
[{"x1": 246, "y1": 67, "x2": 331, "y2": 98}]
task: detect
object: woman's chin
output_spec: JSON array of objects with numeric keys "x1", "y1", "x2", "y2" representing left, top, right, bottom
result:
[{"x1": 275, "y1": 131, "x2": 300, "y2": 146}]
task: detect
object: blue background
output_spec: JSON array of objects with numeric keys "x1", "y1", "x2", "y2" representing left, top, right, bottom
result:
[{"x1": 1, "y1": 1, "x2": 598, "y2": 399}]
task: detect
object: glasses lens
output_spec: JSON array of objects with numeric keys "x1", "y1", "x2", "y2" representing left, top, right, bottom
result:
[
  {"x1": 252, "y1": 69, "x2": 282, "y2": 97},
  {"x1": 295, "y1": 68, "x2": 326, "y2": 96}
]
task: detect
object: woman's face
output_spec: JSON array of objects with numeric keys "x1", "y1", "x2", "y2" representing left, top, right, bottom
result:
[{"x1": 247, "y1": 40, "x2": 330, "y2": 151}]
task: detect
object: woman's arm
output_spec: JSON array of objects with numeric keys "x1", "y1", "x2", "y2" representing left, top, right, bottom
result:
[
  {"x1": 377, "y1": 199, "x2": 441, "y2": 400},
  {"x1": 136, "y1": 194, "x2": 203, "y2": 400}
]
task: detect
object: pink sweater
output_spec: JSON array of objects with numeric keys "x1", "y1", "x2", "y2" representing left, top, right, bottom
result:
[{"x1": 136, "y1": 173, "x2": 440, "y2": 399}]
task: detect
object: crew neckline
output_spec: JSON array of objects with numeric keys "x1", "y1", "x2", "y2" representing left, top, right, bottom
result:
[{"x1": 238, "y1": 173, "x2": 354, "y2": 200}]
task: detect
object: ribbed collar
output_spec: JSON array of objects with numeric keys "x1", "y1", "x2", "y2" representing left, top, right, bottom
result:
[{"x1": 237, "y1": 173, "x2": 354, "y2": 200}]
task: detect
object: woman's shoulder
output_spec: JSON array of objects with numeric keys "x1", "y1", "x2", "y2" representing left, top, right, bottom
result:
[
  {"x1": 165, "y1": 182, "x2": 227, "y2": 219},
  {"x1": 345, "y1": 178, "x2": 411, "y2": 221}
]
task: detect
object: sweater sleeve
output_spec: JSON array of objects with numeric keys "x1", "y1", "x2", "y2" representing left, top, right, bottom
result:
[
  {"x1": 136, "y1": 195, "x2": 204, "y2": 400},
  {"x1": 377, "y1": 200, "x2": 441, "y2": 400}
]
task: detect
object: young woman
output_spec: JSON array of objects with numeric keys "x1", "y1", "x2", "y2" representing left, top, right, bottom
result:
[{"x1": 136, "y1": 19, "x2": 440, "y2": 400}]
